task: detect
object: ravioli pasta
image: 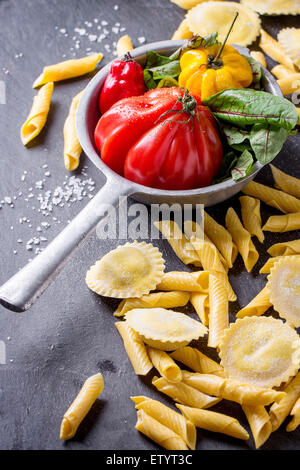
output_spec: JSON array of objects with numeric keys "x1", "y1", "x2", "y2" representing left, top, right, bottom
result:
[
  {"x1": 21, "y1": 82, "x2": 54, "y2": 146},
  {"x1": 241, "y1": 0, "x2": 300, "y2": 15},
  {"x1": 170, "y1": 346, "x2": 224, "y2": 376},
  {"x1": 242, "y1": 180, "x2": 300, "y2": 214},
  {"x1": 177, "y1": 404, "x2": 249, "y2": 440},
  {"x1": 147, "y1": 347, "x2": 182, "y2": 383},
  {"x1": 260, "y1": 255, "x2": 300, "y2": 274},
  {"x1": 225, "y1": 207, "x2": 259, "y2": 272},
  {"x1": 60, "y1": 373, "x2": 104, "y2": 440},
  {"x1": 115, "y1": 322, "x2": 153, "y2": 376},
  {"x1": 236, "y1": 286, "x2": 272, "y2": 318},
  {"x1": 114, "y1": 291, "x2": 190, "y2": 317},
  {"x1": 270, "y1": 165, "x2": 300, "y2": 200},
  {"x1": 33, "y1": 53, "x2": 103, "y2": 88},
  {"x1": 242, "y1": 405, "x2": 272, "y2": 449},
  {"x1": 278, "y1": 28, "x2": 300, "y2": 69},
  {"x1": 63, "y1": 90, "x2": 83, "y2": 171},
  {"x1": 240, "y1": 196, "x2": 264, "y2": 243},
  {"x1": 172, "y1": 19, "x2": 193, "y2": 40}
]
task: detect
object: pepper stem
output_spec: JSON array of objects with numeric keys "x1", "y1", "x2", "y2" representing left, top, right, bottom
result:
[{"x1": 214, "y1": 11, "x2": 239, "y2": 63}]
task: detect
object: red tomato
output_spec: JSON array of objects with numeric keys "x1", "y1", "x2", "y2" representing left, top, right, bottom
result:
[{"x1": 94, "y1": 87, "x2": 223, "y2": 190}]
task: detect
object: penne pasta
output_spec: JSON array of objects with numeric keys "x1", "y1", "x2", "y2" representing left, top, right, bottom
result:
[
  {"x1": 262, "y1": 212, "x2": 300, "y2": 232},
  {"x1": 250, "y1": 51, "x2": 266, "y2": 68},
  {"x1": 269, "y1": 372, "x2": 300, "y2": 432},
  {"x1": 271, "y1": 64, "x2": 297, "y2": 79},
  {"x1": 154, "y1": 220, "x2": 201, "y2": 267},
  {"x1": 177, "y1": 404, "x2": 249, "y2": 440},
  {"x1": 116, "y1": 35, "x2": 133, "y2": 56},
  {"x1": 33, "y1": 53, "x2": 102, "y2": 88},
  {"x1": 286, "y1": 397, "x2": 300, "y2": 432},
  {"x1": 172, "y1": 19, "x2": 193, "y2": 40},
  {"x1": 156, "y1": 271, "x2": 209, "y2": 293},
  {"x1": 152, "y1": 376, "x2": 221, "y2": 409},
  {"x1": 63, "y1": 90, "x2": 84, "y2": 171},
  {"x1": 236, "y1": 286, "x2": 272, "y2": 318},
  {"x1": 260, "y1": 255, "x2": 300, "y2": 274},
  {"x1": 208, "y1": 275, "x2": 228, "y2": 349},
  {"x1": 131, "y1": 396, "x2": 196, "y2": 449},
  {"x1": 181, "y1": 371, "x2": 286, "y2": 406},
  {"x1": 259, "y1": 29, "x2": 295, "y2": 71},
  {"x1": 170, "y1": 346, "x2": 224, "y2": 376},
  {"x1": 20, "y1": 82, "x2": 54, "y2": 145},
  {"x1": 277, "y1": 74, "x2": 300, "y2": 96},
  {"x1": 242, "y1": 405, "x2": 272, "y2": 448},
  {"x1": 189, "y1": 292, "x2": 209, "y2": 326},
  {"x1": 60, "y1": 373, "x2": 104, "y2": 440},
  {"x1": 242, "y1": 180, "x2": 300, "y2": 214},
  {"x1": 115, "y1": 322, "x2": 152, "y2": 376},
  {"x1": 114, "y1": 291, "x2": 190, "y2": 317},
  {"x1": 135, "y1": 409, "x2": 188, "y2": 450},
  {"x1": 268, "y1": 240, "x2": 300, "y2": 257},
  {"x1": 204, "y1": 211, "x2": 238, "y2": 269},
  {"x1": 225, "y1": 207, "x2": 259, "y2": 272},
  {"x1": 147, "y1": 347, "x2": 182, "y2": 383},
  {"x1": 270, "y1": 164, "x2": 300, "y2": 199},
  {"x1": 240, "y1": 195, "x2": 264, "y2": 243}
]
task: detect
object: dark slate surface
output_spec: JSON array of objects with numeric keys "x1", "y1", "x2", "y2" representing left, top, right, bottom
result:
[{"x1": 0, "y1": 0, "x2": 299, "y2": 450}]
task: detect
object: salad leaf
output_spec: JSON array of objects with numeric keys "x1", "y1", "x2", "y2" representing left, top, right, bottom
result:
[
  {"x1": 144, "y1": 51, "x2": 180, "y2": 90},
  {"x1": 243, "y1": 55, "x2": 262, "y2": 91},
  {"x1": 231, "y1": 150, "x2": 254, "y2": 181},
  {"x1": 157, "y1": 77, "x2": 179, "y2": 88},
  {"x1": 203, "y1": 89, "x2": 299, "y2": 130},
  {"x1": 213, "y1": 151, "x2": 238, "y2": 184},
  {"x1": 249, "y1": 124, "x2": 290, "y2": 165}
]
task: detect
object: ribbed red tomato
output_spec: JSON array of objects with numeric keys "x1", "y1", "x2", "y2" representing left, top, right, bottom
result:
[{"x1": 94, "y1": 87, "x2": 223, "y2": 190}]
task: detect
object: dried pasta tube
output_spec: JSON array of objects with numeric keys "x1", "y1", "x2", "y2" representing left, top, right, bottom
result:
[
  {"x1": 269, "y1": 372, "x2": 300, "y2": 431},
  {"x1": 115, "y1": 322, "x2": 152, "y2": 376},
  {"x1": 135, "y1": 410, "x2": 188, "y2": 450},
  {"x1": 236, "y1": 286, "x2": 272, "y2": 318},
  {"x1": 152, "y1": 376, "x2": 221, "y2": 409},
  {"x1": 170, "y1": 346, "x2": 224, "y2": 376},
  {"x1": 131, "y1": 396, "x2": 196, "y2": 449},
  {"x1": 240, "y1": 196, "x2": 264, "y2": 243},
  {"x1": 147, "y1": 347, "x2": 182, "y2": 383},
  {"x1": 259, "y1": 29, "x2": 295, "y2": 71},
  {"x1": 225, "y1": 207, "x2": 259, "y2": 272},
  {"x1": 270, "y1": 164, "x2": 300, "y2": 200},
  {"x1": 116, "y1": 35, "x2": 133, "y2": 56},
  {"x1": 190, "y1": 292, "x2": 209, "y2": 326},
  {"x1": 250, "y1": 51, "x2": 266, "y2": 68},
  {"x1": 271, "y1": 64, "x2": 296, "y2": 79},
  {"x1": 21, "y1": 82, "x2": 54, "y2": 145},
  {"x1": 260, "y1": 255, "x2": 300, "y2": 274},
  {"x1": 286, "y1": 397, "x2": 300, "y2": 432},
  {"x1": 181, "y1": 371, "x2": 285, "y2": 406},
  {"x1": 33, "y1": 53, "x2": 102, "y2": 87},
  {"x1": 177, "y1": 404, "x2": 249, "y2": 440},
  {"x1": 208, "y1": 275, "x2": 228, "y2": 349},
  {"x1": 242, "y1": 180, "x2": 300, "y2": 214},
  {"x1": 268, "y1": 239, "x2": 300, "y2": 257},
  {"x1": 204, "y1": 211, "x2": 238, "y2": 269},
  {"x1": 277, "y1": 74, "x2": 300, "y2": 95},
  {"x1": 114, "y1": 291, "x2": 190, "y2": 317},
  {"x1": 154, "y1": 220, "x2": 202, "y2": 267},
  {"x1": 63, "y1": 90, "x2": 83, "y2": 171},
  {"x1": 172, "y1": 19, "x2": 193, "y2": 40},
  {"x1": 242, "y1": 405, "x2": 272, "y2": 448},
  {"x1": 60, "y1": 373, "x2": 104, "y2": 440},
  {"x1": 262, "y1": 212, "x2": 300, "y2": 232},
  {"x1": 157, "y1": 271, "x2": 209, "y2": 293}
]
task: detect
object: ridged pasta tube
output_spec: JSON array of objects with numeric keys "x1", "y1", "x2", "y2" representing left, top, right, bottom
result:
[
  {"x1": 270, "y1": 164, "x2": 300, "y2": 199},
  {"x1": 269, "y1": 372, "x2": 300, "y2": 431},
  {"x1": 262, "y1": 212, "x2": 300, "y2": 232},
  {"x1": 236, "y1": 286, "x2": 272, "y2": 318},
  {"x1": 60, "y1": 373, "x2": 104, "y2": 440},
  {"x1": 114, "y1": 291, "x2": 190, "y2": 317},
  {"x1": 242, "y1": 405, "x2": 272, "y2": 448},
  {"x1": 240, "y1": 195, "x2": 264, "y2": 243},
  {"x1": 268, "y1": 240, "x2": 300, "y2": 257},
  {"x1": 170, "y1": 346, "x2": 224, "y2": 376},
  {"x1": 131, "y1": 396, "x2": 196, "y2": 449},
  {"x1": 259, "y1": 29, "x2": 295, "y2": 71},
  {"x1": 208, "y1": 275, "x2": 228, "y2": 348},
  {"x1": 190, "y1": 292, "x2": 209, "y2": 325},
  {"x1": 63, "y1": 90, "x2": 83, "y2": 171},
  {"x1": 147, "y1": 347, "x2": 182, "y2": 383},
  {"x1": 177, "y1": 404, "x2": 249, "y2": 440},
  {"x1": 115, "y1": 322, "x2": 152, "y2": 376},
  {"x1": 157, "y1": 271, "x2": 209, "y2": 293},
  {"x1": 242, "y1": 180, "x2": 300, "y2": 214},
  {"x1": 286, "y1": 397, "x2": 300, "y2": 432},
  {"x1": 181, "y1": 371, "x2": 286, "y2": 406}
]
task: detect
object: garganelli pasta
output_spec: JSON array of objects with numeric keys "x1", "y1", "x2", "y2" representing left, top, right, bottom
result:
[
  {"x1": 286, "y1": 397, "x2": 300, "y2": 432},
  {"x1": 203, "y1": 211, "x2": 238, "y2": 269},
  {"x1": 116, "y1": 35, "x2": 133, "y2": 56},
  {"x1": 269, "y1": 372, "x2": 300, "y2": 431},
  {"x1": 250, "y1": 51, "x2": 266, "y2": 68},
  {"x1": 271, "y1": 64, "x2": 296, "y2": 79},
  {"x1": 236, "y1": 286, "x2": 272, "y2": 318},
  {"x1": 63, "y1": 90, "x2": 84, "y2": 171},
  {"x1": 268, "y1": 239, "x2": 300, "y2": 257},
  {"x1": 181, "y1": 371, "x2": 285, "y2": 406},
  {"x1": 156, "y1": 271, "x2": 209, "y2": 293},
  {"x1": 21, "y1": 82, "x2": 54, "y2": 146},
  {"x1": 277, "y1": 74, "x2": 300, "y2": 96},
  {"x1": 152, "y1": 376, "x2": 221, "y2": 409},
  {"x1": 225, "y1": 207, "x2": 259, "y2": 272},
  {"x1": 170, "y1": 346, "x2": 224, "y2": 376},
  {"x1": 242, "y1": 180, "x2": 300, "y2": 214},
  {"x1": 208, "y1": 275, "x2": 228, "y2": 348},
  {"x1": 242, "y1": 405, "x2": 272, "y2": 449},
  {"x1": 33, "y1": 53, "x2": 103, "y2": 88},
  {"x1": 60, "y1": 373, "x2": 104, "y2": 440},
  {"x1": 147, "y1": 347, "x2": 182, "y2": 383},
  {"x1": 114, "y1": 291, "x2": 190, "y2": 317},
  {"x1": 259, "y1": 29, "x2": 295, "y2": 71},
  {"x1": 189, "y1": 292, "x2": 209, "y2": 325},
  {"x1": 115, "y1": 322, "x2": 153, "y2": 376},
  {"x1": 270, "y1": 164, "x2": 300, "y2": 199},
  {"x1": 262, "y1": 212, "x2": 300, "y2": 232},
  {"x1": 177, "y1": 404, "x2": 249, "y2": 440},
  {"x1": 131, "y1": 396, "x2": 196, "y2": 450},
  {"x1": 239, "y1": 195, "x2": 264, "y2": 243}
]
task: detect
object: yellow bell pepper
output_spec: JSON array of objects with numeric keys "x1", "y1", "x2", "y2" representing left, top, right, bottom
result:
[{"x1": 178, "y1": 44, "x2": 253, "y2": 101}]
